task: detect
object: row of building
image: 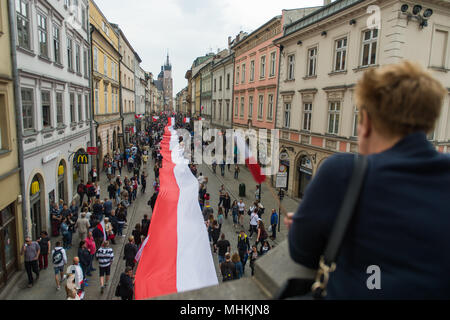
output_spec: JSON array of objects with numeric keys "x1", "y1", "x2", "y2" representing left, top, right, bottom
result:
[
  {"x1": 0, "y1": 0, "x2": 172, "y2": 290},
  {"x1": 177, "y1": 0, "x2": 450, "y2": 200}
]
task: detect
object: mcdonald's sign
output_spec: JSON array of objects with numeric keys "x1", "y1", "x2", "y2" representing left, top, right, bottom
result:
[
  {"x1": 31, "y1": 181, "x2": 40, "y2": 195},
  {"x1": 76, "y1": 153, "x2": 89, "y2": 165}
]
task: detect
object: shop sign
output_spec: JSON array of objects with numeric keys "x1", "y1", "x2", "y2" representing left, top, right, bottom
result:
[
  {"x1": 42, "y1": 151, "x2": 61, "y2": 164},
  {"x1": 280, "y1": 151, "x2": 290, "y2": 161},
  {"x1": 76, "y1": 153, "x2": 89, "y2": 165},
  {"x1": 276, "y1": 172, "x2": 288, "y2": 188}
]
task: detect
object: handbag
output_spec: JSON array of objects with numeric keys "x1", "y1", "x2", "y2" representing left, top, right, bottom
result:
[{"x1": 274, "y1": 155, "x2": 368, "y2": 300}]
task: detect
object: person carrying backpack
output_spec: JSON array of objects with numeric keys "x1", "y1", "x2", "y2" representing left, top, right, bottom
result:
[
  {"x1": 52, "y1": 241, "x2": 67, "y2": 290},
  {"x1": 220, "y1": 253, "x2": 236, "y2": 282}
]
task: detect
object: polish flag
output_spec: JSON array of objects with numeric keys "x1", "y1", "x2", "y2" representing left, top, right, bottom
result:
[
  {"x1": 98, "y1": 221, "x2": 107, "y2": 242},
  {"x1": 183, "y1": 117, "x2": 190, "y2": 124},
  {"x1": 134, "y1": 123, "x2": 218, "y2": 300},
  {"x1": 235, "y1": 132, "x2": 266, "y2": 184},
  {"x1": 152, "y1": 116, "x2": 159, "y2": 122}
]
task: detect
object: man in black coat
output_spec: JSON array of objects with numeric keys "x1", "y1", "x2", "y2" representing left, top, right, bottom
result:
[
  {"x1": 119, "y1": 267, "x2": 134, "y2": 300},
  {"x1": 123, "y1": 236, "x2": 138, "y2": 268}
]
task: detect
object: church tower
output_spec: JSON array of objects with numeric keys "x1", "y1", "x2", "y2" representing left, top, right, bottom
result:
[{"x1": 162, "y1": 53, "x2": 173, "y2": 111}]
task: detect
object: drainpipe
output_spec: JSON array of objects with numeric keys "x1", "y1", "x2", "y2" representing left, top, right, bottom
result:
[
  {"x1": 90, "y1": 24, "x2": 100, "y2": 173},
  {"x1": 8, "y1": 0, "x2": 29, "y2": 239},
  {"x1": 87, "y1": 8, "x2": 95, "y2": 175},
  {"x1": 118, "y1": 47, "x2": 124, "y2": 150}
]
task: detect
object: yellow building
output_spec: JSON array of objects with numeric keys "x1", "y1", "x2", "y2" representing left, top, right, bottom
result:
[
  {"x1": 0, "y1": 0, "x2": 24, "y2": 289},
  {"x1": 90, "y1": 0, "x2": 122, "y2": 168}
]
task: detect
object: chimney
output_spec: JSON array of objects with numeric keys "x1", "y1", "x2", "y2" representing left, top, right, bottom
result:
[
  {"x1": 324, "y1": 0, "x2": 332, "y2": 5},
  {"x1": 228, "y1": 36, "x2": 232, "y2": 47}
]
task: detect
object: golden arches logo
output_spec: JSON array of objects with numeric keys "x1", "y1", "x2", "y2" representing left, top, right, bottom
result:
[{"x1": 77, "y1": 154, "x2": 89, "y2": 165}]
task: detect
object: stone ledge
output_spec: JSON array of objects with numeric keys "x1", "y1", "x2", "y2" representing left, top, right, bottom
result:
[{"x1": 152, "y1": 240, "x2": 316, "y2": 300}]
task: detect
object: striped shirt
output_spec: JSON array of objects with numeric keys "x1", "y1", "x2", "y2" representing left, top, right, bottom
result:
[{"x1": 96, "y1": 247, "x2": 114, "y2": 268}]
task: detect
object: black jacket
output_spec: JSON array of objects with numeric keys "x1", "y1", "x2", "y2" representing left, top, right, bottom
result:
[
  {"x1": 119, "y1": 273, "x2": 134, "y2": 298},
  {"x1": 124, "y1": 243, "x2": 138, "y2": 261},
  {"x1": 78, "y1": 247, "x2": 91, "y2": 267}
]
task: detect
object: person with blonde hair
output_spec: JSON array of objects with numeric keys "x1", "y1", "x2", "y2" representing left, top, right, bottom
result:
[{"x1": 286, "y1": 61, "x2": 450, "y2": 299}]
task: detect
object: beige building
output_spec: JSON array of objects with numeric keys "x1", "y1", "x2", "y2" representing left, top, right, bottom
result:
[
  {"x1": 0, "y1": 0, "x2": 24, "y2": 289},
  {"x1": 113, "y1": 26, "x2": 136, "y2": 144},
  {"x1": 274, "y1": 0, "x2": 450, "y2": 199}
]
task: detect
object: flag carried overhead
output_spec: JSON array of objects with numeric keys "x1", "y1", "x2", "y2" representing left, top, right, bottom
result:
[{"x1": 134, "y1": 122, "x2": 218, "y2": 300}]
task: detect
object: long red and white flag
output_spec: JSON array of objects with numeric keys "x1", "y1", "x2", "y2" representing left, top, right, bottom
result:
[{"x1": 134, "y1": 123, "x2": 218, "y2": 300}]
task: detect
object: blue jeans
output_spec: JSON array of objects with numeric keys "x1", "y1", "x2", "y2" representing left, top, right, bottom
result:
[
  {"x1": 218, "y1": 255, "x2": 226, "y2": 264},
  {"x1": 118, "y1": 223, "x2": 125, "y2": 236}
]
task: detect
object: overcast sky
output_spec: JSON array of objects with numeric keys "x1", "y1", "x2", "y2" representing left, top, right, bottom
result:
[{"x1": 95, "y1": 0, "x2": 325, "y2": 95}]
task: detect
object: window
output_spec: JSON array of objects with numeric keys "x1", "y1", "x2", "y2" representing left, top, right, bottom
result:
[
  {"x1": 104, "y1": 87, "x2": 108, "y2": 112},
  {"x1": 41, "y1": 91, "x2": 51, "y2": 128},
  {"x1": 287, "y1": 54, "x2": 295, "y2": 80},
  {"x1": 260, "y1": 56, "x2": 266, "y2": 79},
  {"x1": 219, "y1": 101, "x2": 222, "y2": 120},
  {"x1": 53, "y1": 25, "x2": 61, "y2": 64},
  {"x1": 93, "y1": 47, "x2": 98, "y2": 71},
  {"x1": 67, "y1": 37, "x2": 73, "y2": 70},
  {"x1": 104, "y1": 54, "x2": 108, "y2": 76},
  {"x1": 361, "y1": 29, "x2": 378, "y2": 67},
  {"x1": 94, "y1": 82, "x2": 99, "y2": 114},
  {"x1": 250, "y1": 60, "x2": 255, "y2": 82},
  {"x1": 212, "y1": 101, "x2": 216, "y2": 119},
  {"x1": 240, "y1": 97, "x2": 245, "y2": 118},
  {"x1": 70, "y1": 93, "x2": 75, "y2": 123},
  {"x1": 303, "y1": 103, "x2": 312, "y2": 131},
  {"x1": 56, "y1": 92, "x2": 64, "y2": 126},
  {"x1": 77, "y1": 94, "x2": 82, "y2": 122},
  {"x1": 219, "y1": 76, "x2": 222, "y2": 91},
  {"x1": 328, "y1": 101, "x2": 341, "y2": 134},
  {"x1": 234, "y1": 98, "x2": 238, "y2": 117},
  {"x1": 83, "y1": 49, "x2": 88, "y2": 77},
  {"x1": 431, "y1": 29, "x2": 449, "y2": 68},
  {"x1": 258, "y1": 95, "x2": 264, "y2": 119},
  {"x1": 21, "y1": 88, "x2": 34, "y2": 130},
  {"x1": 227, "y1": 74, "x2": 230, "y2": 89},
  {"x1": 284, "y1": 103, "x2": 291, "y2": 128},
  {"x1": 352, "y1": 106, "x2": 359, "y2": 137},
  {"x1": 214, "y1": 79, "x2": 217, "y2": 92},
  {"x1": 75, "y1": 43, "x2": 81, "y2": 73},
  {"x1": 267, "y1": 94, "x2": 274, "y2": 120},
  {"x1": 102, "y1": 21, "x2": 109, "y2": 36},
  {"x1": 248, "y1": 96, "x2": 253, "y2": 119},
  {"x1": 17, "y1": 0, "x2": 30, "y2": 50},
  {"x1": 81, "y1": 6, "x2": 87, "y2": 31},
  {"x1": 226, "y1": 101, "x2": 230, "y2": 121},
  {"x1": 37, "y1": 13, "x2": 48, "y2": 57},
  {"x1": 334, "y1": 37, "x2": 347, "y2": 72},
  {"x1": 308, "y1": 47, "x2": 317, "y2": 76},
  {"x1": 241, "y1": 64, "x2": 246, "y2": 84},
  {"x1": 236, "y1": 67, "x2": 240, "y2": 84},
  {"x1": 270, "y1": 52, "x2": 276, "y2": 77}
]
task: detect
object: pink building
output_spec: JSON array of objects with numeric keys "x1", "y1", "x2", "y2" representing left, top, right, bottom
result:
[{"x1": 231, "y1": 15, "x2": 282, "y2": 131}]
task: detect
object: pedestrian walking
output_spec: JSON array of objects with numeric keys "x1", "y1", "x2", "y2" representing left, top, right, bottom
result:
[
  {"x1": 220, "y1": 253, "x2": 236, "y2": 282},
  {"x1": 248, "y1": 209, "x2": 259, "y2": 239},
  {"x1": 234, "y1": 165, "x2": 240, "y2": 179},
  {"x1": 259, "y1": 240, "x2": 271, "y2": 256},
  {"x1": 141, "y1": 214, "x2": 151, "y2": 238},
  {"x1": 118, "y1": 266, "x2": 134, "y2": 300},
  {"x1": 237, "y1": 230, "x2": 250, "y2": 273},
  {"x1": 256, "y1": 220, "x2": 268, "y2": 248},
  {"x1": 124, "y1": 236, "x2": 138, "y2": 268},
  {"x1": 232, "y1": 253, "x2": 243, "y2": 279},
  {"x1": 66, "y1": 257, "x2": 84, "y2": 295},
  {"x1": 37, "y1": 231, "x2": 51, "y2": 270},
  {"x1": 218, "y1": 185, "x2": 226, "y2": 207},
  {"x1": 51, "y1": 241, "x2": 67, "y2": 290},
  {"x1": 21, "y1": 237, "x2": 40, "y2": 288},
  {"x1": 231, "y1": 200, "x2": 239, "y2": 228},
  {"x1": 223, "y1": 193, "x2": 231, "y2": 219},
  {"x1": 237, "y1": 199, "x2": 245, "y2": 227},
  {"x1": 270, "y1": 209, "x2": 278, "y2": 240},
  {"x1": 96, "y1": 241, "x2": 114, "y2": 294},
  {"x1": 75, "y1": 212, "x2": 90, "y2": 244},
  {"x1": 84, "y1": 232, "x2": 96, "y2": 274},
  {"x1": 132, "y1": 224, "x2": 142, "y2": 248},
  {"x1": 216, "y1": 234, "x2": 230, "y2": 265},
  {"x1": 249, "y1": 245, "x2": 259, "y2": 276},
  {"x1": 77, "y1": 180, "x2": 86, "y2": 206},
  {"x1": 78, "y1": 241, "x2": 91, "y2": 280}
]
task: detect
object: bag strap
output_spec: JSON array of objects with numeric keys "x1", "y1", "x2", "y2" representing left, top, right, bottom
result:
[{"x1": 312, "y1": 154, "x2": 368, "y2": 298}]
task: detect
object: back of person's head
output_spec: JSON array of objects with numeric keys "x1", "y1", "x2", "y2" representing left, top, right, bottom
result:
[
  {"x1": 79, "y1": 240, "x2": 85, "y2": 248},
  {"x1": 225, "y1": 253, "x2": 231, "y2": 261},
  {"x1": 129, "y1": 236, "x2": 134, "y2": 243},
  {"x1": 220, "y1": 233, "x2": 225, "y2": 240},
  {"x1": 355, "y1": 60, "x2": 446, "y2": 138},
  {"x1": 56, "y1": 241, "x2": 62, "y2": 247},
  {"x1": 231, "y1": 253, "x2": 240, "y2": 263}
]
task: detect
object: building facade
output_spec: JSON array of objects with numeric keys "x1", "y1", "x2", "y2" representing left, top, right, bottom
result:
[
  {"x1": 211, "y1": 51, "x2": 235, "y2": 130},
  {"x1": 274, "y1": 0, "x2": 450, "y2": 198},
  {"x1": 0, "y1": 0, "x2": 24, "y2": 290},
  {"x1": 90, "y1": 0, "x2": 121, "y2": 166},
  {"x1": 135, "y1": 58, "x2": 147, "y2": 130},
  {"x1": 114, "y1": 26, "x2": 136, "y2": 143},
  {"x1": 15, "y1": 0, "x2": 92, "y2": 241}
]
